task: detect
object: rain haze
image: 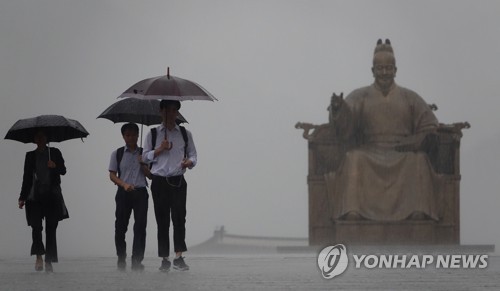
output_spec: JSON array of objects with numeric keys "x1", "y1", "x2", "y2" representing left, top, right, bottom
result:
[{"x1": 1, "y1": 0, "x2": 499, "y2": 267}]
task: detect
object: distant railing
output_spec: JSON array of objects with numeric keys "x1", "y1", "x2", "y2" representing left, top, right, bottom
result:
[{"x1": 204, "y1": 226, "x2": 308, "y2": 247}]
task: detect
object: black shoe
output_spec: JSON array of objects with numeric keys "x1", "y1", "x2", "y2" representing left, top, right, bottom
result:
[
  {"x1": 159, "y1": 259, "x2": 171, "y2": 272},
  {"x1": 44, "y1": 262, "x2": 53, "y2": 273},
  {"x1": 131, "y1": 259, "x2": 145, "y2": 271},
  {"x1": 173, "y1": 256, "x2": 189, "y2": 271},
  {"x1": 117, "y1": 257, "x2": 126, "y2": 271}
]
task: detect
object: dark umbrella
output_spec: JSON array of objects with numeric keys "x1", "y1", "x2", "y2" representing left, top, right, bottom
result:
[
  {"x1": 97, "y1": 97, "x2": 187, "y2": 147},
  {"x1": 4, "y1": 115, "x2": 89, "y2": 159},
  {"x1": 97, "y1": 98, "x2": 187, "y2": 126},
  {"x1": 5, "y1": 115, "x2": 89, "y2": 143},
  {"x1": 118, "y1": 68, "x2": 217, "y2": 101}
]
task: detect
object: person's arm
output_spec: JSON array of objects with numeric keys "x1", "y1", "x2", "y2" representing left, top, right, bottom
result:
[
  {"x1": 109, "y1": 171, "x2": 135, "y2": 191},
  {"x1": 108, "y1": 149, "x2": 134, "y2": 191},
  {"x1": 138, "y1": 155, "x2": 152, "y2": 179},
  {"x1": 48, "y1": 148, "x2": 66, "y2": 175},
  {"x1": 153, "y1": 140, "x2": 171, "y2": 158},
  {"x1": 142, "y1": 130, "x2": 159, "y2": 164},
  {"x1": 181, "y1": 130, "x2": 197, "y2": 169},
  {"x1": 18, "y1": 152, "x2": 32, "y2": 206}
]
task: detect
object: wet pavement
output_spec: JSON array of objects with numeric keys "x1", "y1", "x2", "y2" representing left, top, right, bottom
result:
[{"x1": 0, "y1": 253, "x2": 499, "y2": 290}]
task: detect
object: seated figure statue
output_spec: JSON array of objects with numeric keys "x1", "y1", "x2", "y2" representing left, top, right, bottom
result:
[{"x1": 326, "y1": 39, "x2": 440, "y2": 222}]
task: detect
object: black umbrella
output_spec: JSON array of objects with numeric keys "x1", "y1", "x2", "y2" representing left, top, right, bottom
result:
[
  {"x1": 5, "y1": 115, "x2": 89, "y2": 144},
  {"x1": 4, "y1": 115, "x2": 89, "y2": 160},
  {"x1": 97, "y1": 97, "x2": 188, "y2": 147},
  {"x1": 97, "y1": 98, "x2": 187, "y2": 126},
  {"x1": 118, "y1": 68, "x2": 217, "y2": 101}
]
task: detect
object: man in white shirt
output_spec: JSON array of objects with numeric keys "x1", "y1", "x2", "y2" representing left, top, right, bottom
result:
[{"x1": 142, "y1": 100, "x2": 197, "y2": 272}]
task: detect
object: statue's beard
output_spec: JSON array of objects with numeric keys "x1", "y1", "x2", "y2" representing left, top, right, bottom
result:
[{"x1": 375, "y1": 78, "x2": 394, "y2": 95}]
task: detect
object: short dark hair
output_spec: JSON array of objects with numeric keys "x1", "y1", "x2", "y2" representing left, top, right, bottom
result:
[
  {"x1": 121, "y1": 123, "x2": 139, "y2": 135},
  {"x1": 160, "y1": 100, "x2": 181, "y2": 110}
]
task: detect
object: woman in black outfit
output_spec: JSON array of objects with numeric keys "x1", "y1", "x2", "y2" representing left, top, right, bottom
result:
[{"x1": 17, "y1": 130, "x2": 69, "y2": 272}]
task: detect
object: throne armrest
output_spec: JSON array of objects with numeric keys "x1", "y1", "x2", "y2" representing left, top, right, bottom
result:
[{"x1": 428, "y1": 122, "x2": 470, "y2": 175}]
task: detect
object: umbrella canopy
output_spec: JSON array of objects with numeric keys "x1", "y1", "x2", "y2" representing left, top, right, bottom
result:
[
  {"x1": 118, "y1": 69, "x2": 217, "y2": 101},
  {"x1": 5, "y1": 115, "x2": 89, "y2": 143},
  {"x1": 97, "y1": 98, "x2": 187, "y2": 126}
]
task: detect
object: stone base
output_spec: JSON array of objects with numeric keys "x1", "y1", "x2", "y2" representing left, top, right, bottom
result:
[{"x1": 328, "y1": 219, "x2": 459, "y2": 245}]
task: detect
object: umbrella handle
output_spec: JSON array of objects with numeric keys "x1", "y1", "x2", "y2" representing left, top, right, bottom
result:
[{"x1": 140, "y1": 124, "x2": 143, "y2": 148}]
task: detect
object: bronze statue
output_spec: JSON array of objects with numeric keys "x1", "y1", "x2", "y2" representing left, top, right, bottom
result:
[
  {"x1": 296, "y1": 39, "x2": 469, "y2": 244},
  {"x1": 326, "y1": 39, "x2": 440, "y2": 221}
]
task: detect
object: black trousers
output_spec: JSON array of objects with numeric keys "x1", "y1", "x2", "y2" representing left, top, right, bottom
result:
[
  {"x1": 151, "y1": 175, "x2": 187, "y2": 258},
  {"x1": 115, "y1": 187, "x2": 148, "y2": 262},
  {"x1": 29, "y1": 199, "x2": 59, "y2": 263}
]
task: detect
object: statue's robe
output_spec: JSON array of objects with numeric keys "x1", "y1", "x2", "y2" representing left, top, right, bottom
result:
[{"x1": 326, "y1": 83, "x2": 441, "y2": 221}]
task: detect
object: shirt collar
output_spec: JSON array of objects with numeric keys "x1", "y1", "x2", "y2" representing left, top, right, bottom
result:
[
  {"x1": 160, "y1": 123, "x2": 180, "y2": 132},
  {"x1": 124, "y1": 144, "x2": 139, "y2": 153}
]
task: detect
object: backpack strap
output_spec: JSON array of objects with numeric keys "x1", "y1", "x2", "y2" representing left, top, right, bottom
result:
[
  {"x1": 116, "y1": 146, "x2": 125, "y2": 178},
  {"x1": 116, "y1": 146, "x2": 143, "y2": 178},
  {"x1": 179, "y1": 126, "x2": 188, "y2": 158}
]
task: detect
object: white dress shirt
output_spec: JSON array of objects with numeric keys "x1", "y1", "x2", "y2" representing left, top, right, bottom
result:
[{"x1": 142, "y1": 123, "x2": 197, "y2": 177}]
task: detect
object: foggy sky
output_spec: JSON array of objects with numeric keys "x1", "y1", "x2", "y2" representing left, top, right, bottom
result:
[{"x1": 1, "y1": 0, "x2": 499, "y2": 258}]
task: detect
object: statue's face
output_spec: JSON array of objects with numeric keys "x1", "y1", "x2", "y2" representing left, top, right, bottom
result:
[{"x1": 372, "y1": 52, "x2": 397, "y2": 90}]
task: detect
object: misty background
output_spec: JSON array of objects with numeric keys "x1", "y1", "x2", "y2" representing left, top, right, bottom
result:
[{"x1": 1, "y1": 0, "x2": 499, "y2": 258}]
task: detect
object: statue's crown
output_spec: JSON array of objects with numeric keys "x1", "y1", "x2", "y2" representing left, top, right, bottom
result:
[{"x1": 374, "y1": 39, "x2": 394, "y2": 54}]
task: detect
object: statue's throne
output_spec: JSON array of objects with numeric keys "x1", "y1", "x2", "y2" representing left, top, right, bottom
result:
[{"x1": 296, "y1": 108, "x2": 469, "y2": 245}]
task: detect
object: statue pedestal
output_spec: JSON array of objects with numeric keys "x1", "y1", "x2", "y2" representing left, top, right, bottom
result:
[{"x1": 333, "y1": 220, "x2": 456, "y2": 245}]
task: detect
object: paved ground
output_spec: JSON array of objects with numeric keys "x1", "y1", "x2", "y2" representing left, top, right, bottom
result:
[{"x1": 0, "y1": 254, "x2": 498, "y2": 290}]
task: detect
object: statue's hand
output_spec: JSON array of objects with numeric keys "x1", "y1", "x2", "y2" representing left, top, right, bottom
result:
[
  {"x1": 395, "y1": 142, "x2": 420, "y2": 152},
  {"x1": 395, "y1": 135, "x2": 425, "y2": 152},
  {"x1": 395, "y1": 133, "x2": 437, "y2": 152}
]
